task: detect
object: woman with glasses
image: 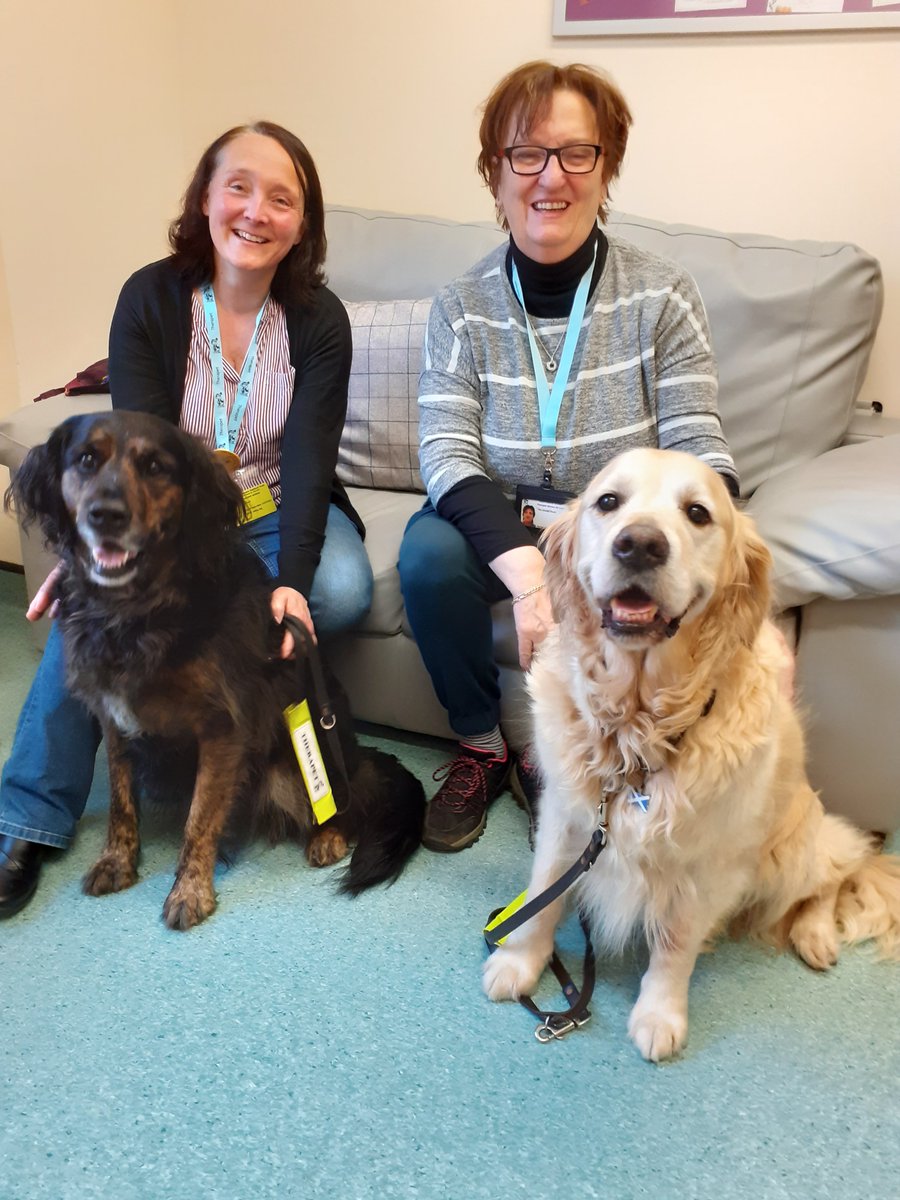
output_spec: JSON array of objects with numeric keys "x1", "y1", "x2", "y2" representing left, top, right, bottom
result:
[
  {"x1": 399, "y1": 61, "x2": 738, "y2": 853},
  {"x1": 0, "y1": 122, "x2": 373, "y2": 917}
]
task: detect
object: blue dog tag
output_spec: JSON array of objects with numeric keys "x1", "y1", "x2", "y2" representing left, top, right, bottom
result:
[{"x1": 628, "y1": 788, "x2": 650, "y2": 814}]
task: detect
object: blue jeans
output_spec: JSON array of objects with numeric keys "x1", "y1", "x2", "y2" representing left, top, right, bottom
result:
[
  {"x1": 243, "y1": 505, "x2": 372, "y2": 640},
  {"x1": 0, "y1": 505, "x2": 372, "y2": 848},
  {"x1": 398, "y1": 503, "x2": 510, "y2": 739}
]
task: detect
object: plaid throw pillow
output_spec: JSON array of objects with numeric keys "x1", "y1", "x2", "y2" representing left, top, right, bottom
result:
[{"x1": 338, "y1": 299, "x2": 432, "y2": 491}]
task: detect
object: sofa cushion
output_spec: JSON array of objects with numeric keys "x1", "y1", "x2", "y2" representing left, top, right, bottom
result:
[
  {"x1": 608, "y1": 212, "x2": 883, "y2": 496},
  {"x1": 338, "y1": 299, "x2": 431, "y2": 491},
  {"x1": 748, "y1": 435, "x2": 900, "y2": 609},
  {"x1": 325, "y1": 205, "x2": 505, "y2": 302}
]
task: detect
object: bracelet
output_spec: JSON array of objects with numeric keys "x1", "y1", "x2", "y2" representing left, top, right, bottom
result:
[{"x1": 512, "y1": 582, "x2": 546, "y2": 605}]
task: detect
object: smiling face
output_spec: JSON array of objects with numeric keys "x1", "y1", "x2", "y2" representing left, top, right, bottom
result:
[
  {"x1": 495, "y1": 89, "x2": 607, "y2": 264},
  {"x1": 202, "y1": 132, "x2": 305, "y2": 286},
  {"x1": 554, "y1": 449, "x2": 739, "y2": 647},
  {"x1": 59, "y1": 416, "x2": 193, "y2": 589}
]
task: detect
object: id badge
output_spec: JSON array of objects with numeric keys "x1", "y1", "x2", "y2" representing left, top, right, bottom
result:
[
  {"x1": 515, "y1": 482, "x2": 576, "y2": 534},
  {"x1": 238, "y1": 482, "x2": 277, "y2": 526}
]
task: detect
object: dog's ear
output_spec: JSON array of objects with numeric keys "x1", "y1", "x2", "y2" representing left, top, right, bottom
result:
[
  {"x1": 541, "y1": 500, "x2": 583, "y2": 624},
  {"x1": 4, "y1": 418, "x2": 79, "y2": 550},
  {"x1": 715, "y1": 511, "x2": 773, "y2": 650},
  {"x1": 180, "y1": 435, "x2": 245, "y2": 576}
]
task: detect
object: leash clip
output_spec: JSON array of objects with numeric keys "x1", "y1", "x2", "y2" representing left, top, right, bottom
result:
[
  {"x1": 578, "y1": 805, "x2": 608, "y2": 870},
  {"x1": 535, "y1": 1011, "x2": 592, "y2": 1043},
  {"x1": 579, "y1": 826, "x2": 607, "y2": 871}
]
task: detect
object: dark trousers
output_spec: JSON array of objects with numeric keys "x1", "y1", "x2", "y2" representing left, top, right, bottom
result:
[{"x1": 398, "y1": 503, "x2": 510, "y2": 739}]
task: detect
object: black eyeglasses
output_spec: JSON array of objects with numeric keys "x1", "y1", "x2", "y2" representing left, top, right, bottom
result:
[{"x1": 503, "y1": 144, "x2": 604, "y2": 176}]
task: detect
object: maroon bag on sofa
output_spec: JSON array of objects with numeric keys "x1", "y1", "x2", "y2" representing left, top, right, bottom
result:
[{"x1": 33, "y1": 358, "x2": 109, "y2": 402}]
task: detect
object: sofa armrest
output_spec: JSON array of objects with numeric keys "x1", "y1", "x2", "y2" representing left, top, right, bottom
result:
[
  {"x1": 0, "y1": 394, "x2": 113, "y2": 473},
  {"x1": 842, "y1": 407, "x2": 900, "y2": 446},
  {"x1": 747, "y1": 435, "x2": 900, "y2": 610}
]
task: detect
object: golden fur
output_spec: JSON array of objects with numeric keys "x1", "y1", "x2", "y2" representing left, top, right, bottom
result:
[{"x1": 484, "y1": 448, "x2": 900, "y2": 1060}]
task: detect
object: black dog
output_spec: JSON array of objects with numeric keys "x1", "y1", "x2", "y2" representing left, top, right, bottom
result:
[{"x1": 7, "y1": 411, "x2": 425, "y2": 929}]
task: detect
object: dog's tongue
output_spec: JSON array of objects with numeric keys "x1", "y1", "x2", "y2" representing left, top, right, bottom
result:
[{"x1": 611, "y1": 594, "x2": 659, "y2": 625}]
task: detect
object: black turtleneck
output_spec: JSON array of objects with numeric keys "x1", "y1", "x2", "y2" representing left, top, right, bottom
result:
[{"x1": 505, "y1": 224, "x2": 608, "y2": 318}]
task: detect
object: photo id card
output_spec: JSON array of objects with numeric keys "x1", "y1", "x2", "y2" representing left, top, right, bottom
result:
[{"x1": 515, "y1": 482, "x2": 575, "y2": 534}]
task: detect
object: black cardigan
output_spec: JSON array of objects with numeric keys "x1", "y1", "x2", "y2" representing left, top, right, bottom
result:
[{"x1": 108, "y1": 257, "x2": 363, "y2": 597}]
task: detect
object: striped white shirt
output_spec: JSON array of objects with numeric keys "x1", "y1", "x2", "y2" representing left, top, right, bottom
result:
[
  {"x1": 180, "y1": 292, "x2": 295, "y2": 504},
  {"x1": 418, "y1": 237, "x2": 737, "y2": 504}
]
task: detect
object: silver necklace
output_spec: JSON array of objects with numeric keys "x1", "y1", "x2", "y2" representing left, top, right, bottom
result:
[{"x1": 528, "y1": 319, "x2": 567, "y2": 372}]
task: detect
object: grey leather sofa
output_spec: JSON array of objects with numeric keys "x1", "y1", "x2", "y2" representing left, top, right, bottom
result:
[{"x1": 2, "y1": 205, "x2": 899, "y2": 832}]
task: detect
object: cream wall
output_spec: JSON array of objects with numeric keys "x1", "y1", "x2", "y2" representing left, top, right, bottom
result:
[
  {"x1": 1, "y1": 1, "x2": 898, "y2": 562},
  {"x1": 0, "y1": 0, "x2": 189, "y2": 562}
]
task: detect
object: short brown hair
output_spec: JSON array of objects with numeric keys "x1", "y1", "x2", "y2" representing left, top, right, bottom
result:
[
  {"x1": 477, "y1": 61, "x2": 633, "y2": 225},
  {"x1": 168, "y1": 121, "x2": 326, "y2": 308}
]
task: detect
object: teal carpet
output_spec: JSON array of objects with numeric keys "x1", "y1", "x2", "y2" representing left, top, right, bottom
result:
[{"x1": 1, "y1": 568, "x2": 898, "y2": 1200}]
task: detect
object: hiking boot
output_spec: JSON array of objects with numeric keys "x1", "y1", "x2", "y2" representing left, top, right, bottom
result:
[
  {"x1": 510, "y1": 743, "x2": 542, "y2": 849},
  {"x1": 422, "y1": 744, "x2": 513, "y2": 852}
]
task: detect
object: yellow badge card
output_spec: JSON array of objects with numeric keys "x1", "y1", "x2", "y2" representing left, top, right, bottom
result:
[
  {"x1": 284, "y1": 700, "x2": 337, "y2": 824},
  {"x1": 239, "y1": 482, "x2": 277, "y2": 526},
  {"x1": 484, "y1": 890, "x2": 528, "y2": 944}
]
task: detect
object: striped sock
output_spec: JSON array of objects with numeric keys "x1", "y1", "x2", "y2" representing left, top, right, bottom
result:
[{"x1": 460, "y1": 726, "x2": 506, "y2": 759}]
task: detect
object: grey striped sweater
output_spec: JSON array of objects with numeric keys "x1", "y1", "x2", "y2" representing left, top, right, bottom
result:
[{"x1": 418, "y1": 237, "x2": 738, "y2": 506}]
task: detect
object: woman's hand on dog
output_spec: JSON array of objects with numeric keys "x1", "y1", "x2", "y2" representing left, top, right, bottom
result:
[
  {"x1": 270, "y1": 585, "x2": 316, "y2": 658},
  {"x1": 511, "y1": 588, "x2": 555, "y2": 670},
  {"x1": 26, "y1": 564, "x2": 63, "y2": 622}
]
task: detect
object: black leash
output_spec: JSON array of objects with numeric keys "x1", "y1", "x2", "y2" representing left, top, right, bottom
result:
[
  {"x1": 486, "y1": 910, "x2": 597, "y2": 1042},
  {"x1": 484, "y1": 803, "x2": 609, "y2": 1042},
  {"x1": 280, "y1": 614, "x2": 352, "y2": 814}
]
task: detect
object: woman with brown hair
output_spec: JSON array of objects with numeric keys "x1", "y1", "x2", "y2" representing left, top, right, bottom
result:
[
  {"x1": 399, "y1": 62, "x2": 738, "y2": 854},
  {"x1": 0, "y1": 122, "x2": 372, "y2": 916}
]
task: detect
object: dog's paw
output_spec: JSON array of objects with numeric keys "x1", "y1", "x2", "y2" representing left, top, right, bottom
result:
[
  {"x1": 82, "y1": 853, "x2": 138, "y2": 897},
  {"x1": 306, "y1": 826, "x2": 349, "y2": 868},
  {"x1": 482, "y1": 944, "x2": 548, "y2": 1002},
  {"x1": 162, "y1": 879, "x2": 217, "y2": 931},
  {"x1": 790, "y1": 913, "x2": 839, "y2": 971},
  {"x1": 628, "y1": 1002, "x2": 688, "y2": 1063}
]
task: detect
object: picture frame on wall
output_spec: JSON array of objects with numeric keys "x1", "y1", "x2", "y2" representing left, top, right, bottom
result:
[{"x1": 552, "y1": 0, "x2": 900, "y2": 37}]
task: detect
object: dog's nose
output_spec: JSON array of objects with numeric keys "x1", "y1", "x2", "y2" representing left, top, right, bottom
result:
[
  {"x1": 612, "y1": 523, "x2": 669, "y2": 571},
  {"x1": 87, "y1": 496, "x2": 130, "y2": 535}
]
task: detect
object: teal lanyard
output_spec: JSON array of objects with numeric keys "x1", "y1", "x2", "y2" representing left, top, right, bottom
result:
[
  {"x1": 511, "y1": 243, "x2": 596, "y2": 451},
  {"x1": 199, "y1": 283, "x2": 268, "y2": 454}
]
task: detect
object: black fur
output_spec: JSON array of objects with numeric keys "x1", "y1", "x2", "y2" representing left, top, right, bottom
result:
[{"x1": 6, "y1": 411, "x2": 425, "y2": 925}]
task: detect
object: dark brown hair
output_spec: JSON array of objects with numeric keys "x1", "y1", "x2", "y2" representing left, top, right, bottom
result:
[
  {"x1": 477, "y1": 61, "x2": 633, "y2": 225},
  {"x1": 168, "y1": 121, "x2": 326, "y2": 308}
]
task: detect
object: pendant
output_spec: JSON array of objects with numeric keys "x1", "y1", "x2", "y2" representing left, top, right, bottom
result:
[
  {"x1": 628, "y1": 789, "x2": 650, "y2": 814},
  {"x1": 213, "y1": 448, "x2": 241, "y2": 476},
  {"x1": 546, "y1": 358, "x2": 557, "y2": 372}
]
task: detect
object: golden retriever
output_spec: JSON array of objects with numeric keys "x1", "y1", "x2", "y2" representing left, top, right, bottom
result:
[{"x1": 483, "y1": 448, "x2": 900, "y2": 1060}]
